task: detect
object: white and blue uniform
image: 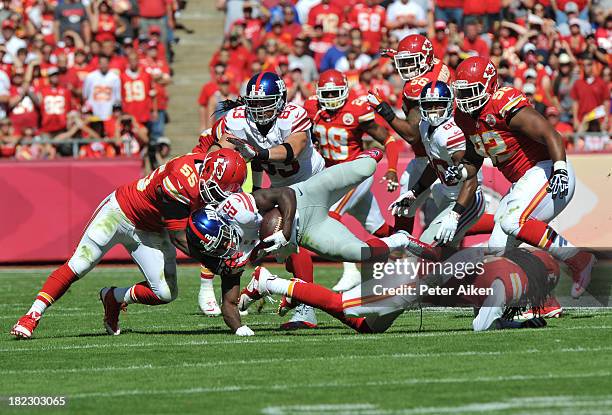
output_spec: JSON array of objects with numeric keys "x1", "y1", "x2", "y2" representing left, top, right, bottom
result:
[{"x1": 418, "y1": 117, "x2": 485, "y2": 245}]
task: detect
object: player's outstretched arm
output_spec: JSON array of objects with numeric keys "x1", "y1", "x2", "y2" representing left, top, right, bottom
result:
[
  {"x1": 220, "y1": 274, "x2": 250, "y2": 334},
  {"x1": 508, "y1": 106, "x2": 566, "y2": 164}
]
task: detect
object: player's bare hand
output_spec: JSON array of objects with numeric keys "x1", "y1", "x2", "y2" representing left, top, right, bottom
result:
[
  {"x1": 235, "y1": 325, "x2": 254, "y2": 336},
  {"x1": 381, "y1": 170, "x2": 399, "y2": 192},
  {"x1": 389, "y1": 190, "x2": 417, "y2": 217},
  {"x1": 226, "y1": 136, "x2": 258, "y2": 161}
]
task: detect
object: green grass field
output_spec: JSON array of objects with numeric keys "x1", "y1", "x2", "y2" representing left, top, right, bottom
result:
[{"x1": 1, "y1": 264, "x2": 611, "y2": 415}]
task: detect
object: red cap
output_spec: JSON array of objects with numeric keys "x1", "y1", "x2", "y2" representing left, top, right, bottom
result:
[
  {"x1": 545, "y1": 106, "x2": 560, "y2": 116},
  {"x1": 218, "y1": 75, "x2": 230, "y2": 83},
  {"x1": 434, "y1": 20, "x2": 447, "y2": 30},
  {"x1": 2, "y1": 20, "x2": 15, "y2": 30},
  {"x1": 278, "y1": 55, "x2": 289, "y2": 64},
  {"x1": 148, "y1": 25, "x2": 162, "y2": 34}
]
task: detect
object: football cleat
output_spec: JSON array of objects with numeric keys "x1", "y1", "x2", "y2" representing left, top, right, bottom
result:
[
  {"x1": 10, "y1": 312, "x2": 41, "y2": 340},
  {"x1": 518, "y1": 297, "x2": 563, "y2": 320},
  {"x1": 280, "y1": 304, "x2": 317, "y2": 330},
  {"x1": 99, "y1": 287, "x2": 126, "y2": 336},
  {"x1": 198, "y1": 279, "x2": 221, "y2": 317},
  {"x1": 566, "y1": 251, "x2": 596, "y2": 299},
  {"x1": 238, "y1": 267, "x2": 273, "y2": 312},
  {"x1": 333, "y1": 264, "x2": 361, "y2": 292}
]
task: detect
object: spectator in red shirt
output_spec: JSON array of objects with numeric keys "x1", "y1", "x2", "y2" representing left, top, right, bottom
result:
[
  {"x1": 238, "y1": 2, "x2": 266, "y2": 49},
  {"x1": 198, "y1": 63, "x2": 225, "y2": 131},
  {"x1": 35, "y1": 67, "x2": 72, "y2": 136},
  {"x1": 56, "y1": 53, "x2": 82, "y2": 110},
  {"x1": 8, "y1": 67, "x2": 39, "y2": 136},
  {"x1": 281, "y1": 5, "x2": 302, "y2": 40},
  {"x1": 121, "y1": 52, "x2": 157, "y2": 127},
  {"x1": 0, "y1": 118, "x2": 19, "y2": 158},
  {"x1": 90, "y1": 0, "x2": 118, "y2": 43},
  {"x1": 307, "y1": 0, "x2": 344, "y2": 46},
  {"x1": 140, "y1": 40, "x2": 171, "y2": 141},
  {"x1": 461, "y1": 21, "x2": 490, "y2": 58},
  {"x1": 570, "y1": 58, "x2": 609, "y2": 132},
  {"x1": 430, "y1": 20, "x2": 449, "y2": 60},
  {"x1": 563, "y1": 18, "x2": 587, "y2": 56},
  {"x1": 348, "y1": 0, "x2": 386, "y2": 55},
  {"x1": 138, "y1": 0, "x2": 173, "y2": 46},
  {"x1": 545, "y1": 106, "x2": 575, "y2": 149}
]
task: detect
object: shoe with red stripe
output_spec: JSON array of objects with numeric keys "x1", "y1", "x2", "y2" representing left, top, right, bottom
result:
[
  {"x1": 10, "y1": 312, "x2": 41, "y2": 339},
  {"x1": 565, "y1": 251, "x2": 596, "y2": 299},
  {"x1": 354, "y1": 148, "x2": 383, "y2": 162},
  {"x1": 100, "y1": 287, "x2": 126, "y2": 336},
  {"x1": 238, "y1": 267, "x2": 273, "y2": 312},
  {"x1": 519, "y1": 297, "x2": 563, "y2": 320}
]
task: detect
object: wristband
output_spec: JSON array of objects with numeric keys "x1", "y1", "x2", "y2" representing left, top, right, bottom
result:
[
  {"x1": 553, "y1": 160, "x2": 567, "y2": 171},
  {"x1": 281, "y1": 142, "x2": 294, "y2": 162},
  {"x1": 254, "y1": 148, "x2": 270, "y2": 161},
  {"x1": 452, "y1": 203, "x2": 466, "y2": 215},
  {"x1": 376, "y1": 101, "x2": 396, "y2": 124}
]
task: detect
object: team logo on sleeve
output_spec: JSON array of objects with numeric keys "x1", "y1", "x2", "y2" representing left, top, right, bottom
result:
[
  {"x1": 343, "y1": 113, "x2": 354, "y2": 125},
  {"x1": 485, "y1": 114, "x2": 497, "y2": 127},
  {"x1": 213, "y1": 158, "x2": 228, "y2": 180}
]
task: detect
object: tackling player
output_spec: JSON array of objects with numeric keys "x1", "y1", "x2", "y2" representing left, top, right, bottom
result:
[
  {"x1": 305, "y1": 69, "x2": 402, "y2": 292},
  {"x1": 367, "y1": 34, "x2": 451, "y2": 234},
  {"x1": 10, "y1": 149, "x2": 247, "y2": 339},
  {"x1": 449, "y1": 57, "x2": 595, "y2": 300},
  {"x1": 207, "y1": 71, "x2": 325, "y2": 329},
  {"x1": 239, "y1": 248, "x2": 558, "y2": 333},
  {"x1": 389, "y1": 81, "x2": 485, "y2": 246}
]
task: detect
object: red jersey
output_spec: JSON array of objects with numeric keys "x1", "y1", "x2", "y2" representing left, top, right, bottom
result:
[
  {"x1": 120, "y1": 69, "x2": 154, "y2": 123},
  {"x1": 455, "y1": 86, "x2": 549, "y2": 183},
  {"x1": 79, "y1": 141, "x2": 117, "y2": 158},
  {"x1": 304, "y1": 92, "x2": 376, "y2": 166},
  {"x1": 348, "y1": 4, "x2": 386, "y2": 55},
  {"x1": 402, "y1": 60, "x2": 451, "y2": 157},
  {"x1": 94, "y1": 13, "x2": 117, "y2": 42},
  {"x1": 308, "y1": 3, "x2": 344, "y2": 43},
  {"x1": 141, "y1": 57, "x2": 170, "y2": 110},
  {"x1": 9, "y1": 86, "x2": 39, "y2": 134},
  {"x1": 38, "y1": 86, "x2": 71, "y2": 133},
  {"x1": 115, "y1": 153, "x2": 207, "y2": 232}
]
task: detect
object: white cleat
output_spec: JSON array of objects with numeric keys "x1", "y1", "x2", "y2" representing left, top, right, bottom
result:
[
  {"x1": 333, "y1": 263, "x2": 362, "y2": 292},
  {"x1": 238, "y1": 267, "x2": 274, "y2": 312},
  {"x1": 199, "y1": 279, "x2": 221, "y2": 316},
  {"x1": 566, "y1": 252, "x2": 596, "y2": 299}
]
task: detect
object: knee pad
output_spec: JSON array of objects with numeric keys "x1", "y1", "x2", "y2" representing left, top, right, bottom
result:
[
  {"x1": 499, "y1": 214, "x2": 521, "y2": 238},
  {"x1": 153, "y1": 282, "x2": 176, "y2": 303}
]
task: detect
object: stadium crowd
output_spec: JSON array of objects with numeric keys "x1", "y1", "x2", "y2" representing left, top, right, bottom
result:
[
  {"x1": 0, "y1": 0, "x2": 178, "y2": 163},
  {"x1": 204, "y1": 0, "x2": 611, "y2": 151}
]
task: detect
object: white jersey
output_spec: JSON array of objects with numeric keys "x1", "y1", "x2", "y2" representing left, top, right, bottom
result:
[
  {"x1": 217, "y1": 103, "x2": 325, "y2": 187},
  {"x1": 419, "y1": 117, "x2": 481, "y2": 199},
  {"x1": 83, "y1": 70, "x2": 121, "y2": 121}
]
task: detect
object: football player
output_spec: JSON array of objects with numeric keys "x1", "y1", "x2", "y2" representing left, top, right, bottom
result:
[
  {"x1": 305, "y1": 69, "x2": 402, "y2": 292},
  {"x1": 389, "y1": 81, "x2": 485, "y2": 246},
  {"x1": 207, "y1": 71, "x2": 325, "y2": 329},
  {"x1": 239, "y1": 248, "x2": 558, "y2": 333},
  {"x1": 10, "y1": 149, "x2": 247, "y2": 339},
  {"x1": 368, "y1": 34, "x2": 452, "y2": 233},
  {"x1": 449, "y1": 57, "x2": 595, "y2": 300}
]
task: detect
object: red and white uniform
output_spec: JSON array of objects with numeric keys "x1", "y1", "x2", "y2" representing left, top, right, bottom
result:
[
  {"x1": 305, "y1": 92, "x2": 386, "y2": 233},
  {"x1": 347, "y1": 3, "x2": 386, "y2": 55},
  {"x1": 38, "y1": 85, "x2": 71, "y2": 133},
  {"x1": 115, "y1": 153, "x2": 207, "y2": 232},
  {"x1": 455, "y1": 86, "x2": 576, "y2": 252},
  {"x1": 120, "y1": 69, "x2": 155, "y2": 124},
  {"x1": 9, "y1": 86, "x2": 39, "y2": 134},
  {"x1": 217, "y1": 103, "x2": 324, "y2": 187},
  {"x1": 307, "y1": 2, "x2": 344, "y2": 44}
]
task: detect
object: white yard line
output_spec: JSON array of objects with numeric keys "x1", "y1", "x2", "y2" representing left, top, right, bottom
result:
[
  {"x1": 1, "y1": 346, "x2": 611, "y2": 376},
  {"x1": 64, "y1": 372, "x2": 611, "y2": 399}
]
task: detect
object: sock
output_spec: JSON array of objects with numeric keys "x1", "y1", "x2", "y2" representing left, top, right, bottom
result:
[
  {"x1": 291, "y1": 282, "x2": 343, "y2": 315},
  {"x1": 265, "y1": 276, "x2": 293, "y2": 296},
  {"x1": 122, "y1": 281, "x2": 165, "y2": 305},
  {"x1": 200, "y1": 266, "x2": 214, "y2": 282},
  {"x1": 28, "y1": 263, "x2": 78, "y2": 316},
  {"x1": 373, "y1": 222, "x2": 392, "y2": 237},
  {"x1": 366, "y1": 238, "x2": 390, "y2": 261},
  {"x1": 341, "y1": 316, "x2": 373, "y2": 333},
  {"x1": 516, "y1": 219, "x2": 578, "y2": 261},
  {"x1": 466, "y1": 213, "x2": 495, "y2": 235},
  {"x1": 286, "y1": 250, "x2": 313, "y2": 283},
  {"x1": 394, "y1": 216, "x2": 414, "y2": 234},
  {"x1": 342, "y1": 261, "x2": 359, "y2": 274},
  {"x1": 328, "y1": 211, "x2": 342, "y2": 222}
]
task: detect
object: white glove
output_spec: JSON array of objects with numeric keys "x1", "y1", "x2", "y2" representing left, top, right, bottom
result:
[
  {"x1": 435, "y1": 210, "x2": 460, "y2": 245},
  {"x1": 389, "y1": 190, "x2": 417, "y2": 217},
  {"x1": 367, "y1": 92, "x2": 383, "y2": 107},
  {"x1": 262, "y1": 230, "x2": 289, "y2": 254},
  {"x1": 235, "y1": 325, "x2": 255, "y2": 336},
  {"x1": 444, "y1": 163, "x2": 468, "y2": 185},
  {"x1": 226, "y1": 136, "x2": 258, "y2": 161}
]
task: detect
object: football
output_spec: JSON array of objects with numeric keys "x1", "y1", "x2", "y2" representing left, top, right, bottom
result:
[{"x1": 259, "y1": 207, "x2": 283, "y2": 240}]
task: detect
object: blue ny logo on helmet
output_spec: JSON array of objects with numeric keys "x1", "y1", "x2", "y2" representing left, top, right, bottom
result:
[
  {"x1": 419, "y1": 80, "x2": 454, "y2": 127},
  {"x1": 244, "y1": 72, "x2": 287, "y2": 125},
  {"x1": 186, "y1": 206, "x2": 241, "y2": 258}
]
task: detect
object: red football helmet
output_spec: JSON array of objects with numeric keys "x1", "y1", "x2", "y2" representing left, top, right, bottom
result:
[
  {"x1": 200, "y1": 148, "x2": 247, "y2": 204},
  {"x1": 394, "y1": 34, "x2": 434, "y2": 81},
  {"x1": 452, "y1": 57, "x2": 499, "y2": 114},
  {"x1": 316, "y1": 69, "x2": 349, "y2": 110}
]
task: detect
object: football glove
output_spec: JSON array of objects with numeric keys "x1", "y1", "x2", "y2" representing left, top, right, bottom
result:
[
  {"x1": 226, "y1": 136, "x2": 258, "y2": 161},
  {"x1": 435, "y1": 210, "x2": 460, "y2": 245},
  {"x1": 262, "y1": 230, "x2": 289, "y2": 254},
  {"x1": 444, "y1": 163, "x2": 468, "y2": 185},
  {"x1": 389, "y1": 190, "x2": 417, "y2": 217},
  {"x1": 235, "y1": 325, "x2": 255, "y2": 336},
  {"x1": 367, "y1": 90, "x2": 396, "y2": 123},
  {"x1": 547, "y1": 168, "x2": 569, "y2": 199}
]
